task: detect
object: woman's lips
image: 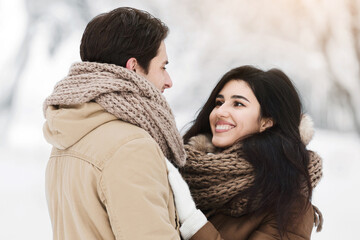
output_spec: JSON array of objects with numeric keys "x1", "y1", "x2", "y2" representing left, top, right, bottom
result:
[{"x1": 215, "y1": 121, "x2": 235, "y2": 133}]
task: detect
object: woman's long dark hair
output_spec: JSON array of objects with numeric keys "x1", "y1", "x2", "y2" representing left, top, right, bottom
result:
[{"x1": 184, "y1": 66, "x2": 312, "y2": 236}]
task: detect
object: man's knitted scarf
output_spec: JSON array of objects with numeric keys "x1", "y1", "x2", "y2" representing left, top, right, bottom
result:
[
  {"x1": 43, "y1": 61, "x2": 186, "y2": 166},
  {"x1": 181, "y1": 115, "x2": 323, "y2": 230}
]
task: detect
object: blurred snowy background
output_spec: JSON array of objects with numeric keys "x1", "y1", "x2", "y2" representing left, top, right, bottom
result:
[{"x1": 0, "y1": 0, "x2": 359, "y2": 239}]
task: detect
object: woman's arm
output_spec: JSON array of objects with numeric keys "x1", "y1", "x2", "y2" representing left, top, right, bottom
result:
[
  {"x1": 189, "y1": 222, "x2": 224, "y2": 240},
  {"x1": 247, "y1": 203, "x2": 314, "y2": 240},
  {"x1": 166, "y1": 159, "x2": 224, "y2": 240}
]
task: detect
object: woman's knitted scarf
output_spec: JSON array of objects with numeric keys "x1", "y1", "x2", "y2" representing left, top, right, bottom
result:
[
  {"x1": 43, "y1": 61, "x2": 186, "y2": 166},
  {"x1": 181, "y1": 115, "x2": 323, "y2": 230}
]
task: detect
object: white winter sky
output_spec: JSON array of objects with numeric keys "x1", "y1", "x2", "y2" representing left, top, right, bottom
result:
[{"x1": 0, "y1": 0, "x2": 359, "y2": 239}]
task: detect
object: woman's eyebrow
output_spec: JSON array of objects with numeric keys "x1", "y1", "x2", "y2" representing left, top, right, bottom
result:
[{"x1": 231, "y1": 95, "x2": 250, "y2": 102}]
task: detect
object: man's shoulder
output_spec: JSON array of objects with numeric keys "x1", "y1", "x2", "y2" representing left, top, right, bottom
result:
[
  {"x1": 95, "y1": 121, "x2": 167, "y2": 176},
  {"x1": 98, "y1": 120, "x2": 152, "y2": 141},
  {"x1": 69, "y1": 120, "x2": 161, "y2": 168},
  {"x1": 87, "y1": 119, "x2": 157, "y2": 150}
]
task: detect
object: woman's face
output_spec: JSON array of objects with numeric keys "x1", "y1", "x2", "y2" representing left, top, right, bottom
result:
[{"x1": 209, "y1": 80, "x2": 265, "y2": 148}]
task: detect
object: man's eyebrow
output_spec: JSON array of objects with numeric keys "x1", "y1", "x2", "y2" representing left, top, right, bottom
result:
[{"x1": 231, "y1": 95, "x2": 250, "y2": 102}]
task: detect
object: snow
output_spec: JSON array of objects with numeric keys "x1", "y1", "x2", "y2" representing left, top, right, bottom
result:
[
  {"x1": 308, "y1": 130, "x2": 360, "y2": 239},
  {"x1": 1, "y1": 0, "x2": 360, "y2": 239},
  {"x1": 1, "y1": 129, "x2": 359, "y2": 239},
  {"x1": 0, "y1": 146, "x2": 52, "y2": 239}
]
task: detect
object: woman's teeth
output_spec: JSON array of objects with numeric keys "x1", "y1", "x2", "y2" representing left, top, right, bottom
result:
[{"x1": 216, "y1": 125, "x2": 234, "y2": 130}]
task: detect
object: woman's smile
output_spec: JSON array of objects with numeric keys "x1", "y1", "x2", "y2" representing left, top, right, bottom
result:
[{"x1": 215, "y1": 120, "x2": 235, "y2": 132}]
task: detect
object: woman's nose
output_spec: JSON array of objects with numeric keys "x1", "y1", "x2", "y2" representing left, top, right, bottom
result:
[{"x1": 216, "y1": 104, "x2": 230, "y2": 118}]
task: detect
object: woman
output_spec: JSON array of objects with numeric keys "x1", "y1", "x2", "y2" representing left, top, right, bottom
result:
[{"x1": 166, "y1": 65, "x2": 323, "y2": 240}]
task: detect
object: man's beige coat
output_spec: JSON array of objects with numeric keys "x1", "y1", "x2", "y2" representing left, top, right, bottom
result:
[{"x1": 43, "y1": 102, "x2": 180, "y2": 240}]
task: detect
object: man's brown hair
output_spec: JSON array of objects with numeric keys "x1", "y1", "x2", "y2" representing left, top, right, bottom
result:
[{"x1": 80, "y1": 7, "x2": 169, "y2": 73}]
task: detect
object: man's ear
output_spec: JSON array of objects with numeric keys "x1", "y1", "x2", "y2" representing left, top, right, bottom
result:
[
  {"x1": 126, "y1": 57, "x2": 137, "y2": 71},
  {"x1": 260, "y1": 118, "x2": 274, "y2": 132}
]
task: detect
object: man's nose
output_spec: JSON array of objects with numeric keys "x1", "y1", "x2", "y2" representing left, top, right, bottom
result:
[{"x1": 164, "y1": 72, "x2": 173, "y2": 89}]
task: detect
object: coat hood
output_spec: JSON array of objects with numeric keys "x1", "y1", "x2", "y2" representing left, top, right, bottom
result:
[{"x1": 43, "y1": 102, "x2": 117, "y2": 150}]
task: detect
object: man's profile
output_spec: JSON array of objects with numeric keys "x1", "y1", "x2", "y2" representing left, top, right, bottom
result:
[{"x1": 43, "y1": 7, "x2": 185, "y2": 240}]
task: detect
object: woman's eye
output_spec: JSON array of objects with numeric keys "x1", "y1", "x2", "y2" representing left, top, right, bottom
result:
[
  {"x1": 215, "y1": 100, "x2": 223, "y2": 107},
  {"x1": 234, "y1": 101, "x2": 244, "y2": 107}
]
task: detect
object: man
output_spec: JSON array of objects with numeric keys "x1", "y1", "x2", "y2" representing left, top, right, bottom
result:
[{"x1": 43, "y1": 7, "x2": 187, "y2": 239}]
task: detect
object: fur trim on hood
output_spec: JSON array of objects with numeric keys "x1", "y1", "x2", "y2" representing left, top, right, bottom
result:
[{"x1": 299, "y1": 114, "x2": 314, "y2": 145}]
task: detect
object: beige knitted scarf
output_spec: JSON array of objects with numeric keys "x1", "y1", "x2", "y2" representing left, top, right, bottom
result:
[
  {"x1": 44, "y1": 61, "x2": 186, "y2": 166},
  {"x1": 182, "y1": 133, "x2": 323, "y2": 231}
]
